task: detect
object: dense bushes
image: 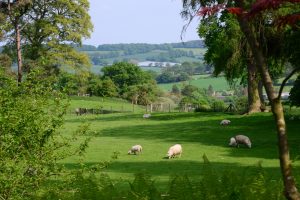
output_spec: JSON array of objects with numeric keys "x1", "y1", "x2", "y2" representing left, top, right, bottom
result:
[
  {"x1": 37, "y1": 159, "x2": 284, "y2": 200},
  {"x1": 0, "y1": 69, "x2": 90, "y2": 200}
]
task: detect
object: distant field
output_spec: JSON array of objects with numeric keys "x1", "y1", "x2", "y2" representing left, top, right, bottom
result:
[
  {"x1": 174, "y1": 47, "x2": 207, "y2": 55},
  {"x1": 83, "y1": 47, "x2": 206, "y2": 64},
  {"x1": 159, "y1": 75, "x2": 231, "y2": 92}
]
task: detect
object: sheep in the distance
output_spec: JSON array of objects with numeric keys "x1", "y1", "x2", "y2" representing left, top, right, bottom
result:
[
  {"x1": 220, "y1": 119, "x2": 231, "y2": 125},
  {"x1": 229, "y1": 135, "x2": 252, "y2": 148},
  {"x1": 166, "y1": 144, "x2": 182, "y2": 159},
  {"x1": 128, "y1": 145, "x2": 143, "y2": 155},
  {"x1": 143, "y1": 114, "x2": 151, "y2": 119}
]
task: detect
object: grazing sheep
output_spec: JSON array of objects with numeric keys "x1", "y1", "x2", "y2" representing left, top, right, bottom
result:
[
  {"x1": 229, "y1": 135, "x2": 252, "y2": 148},
  {"x1": 75, "y1": 108, "x2": 87, "y2": 116},
  {"x1": 128, "y1": 145, "x2": 143, "y2": 155},
  {"x1": 220, "y1": 119, "x2": 231, "y2": 125},
  {"x1": 143, "y1": 114, "x2": 151, "y2": 119},
  {"x1": 166, "y1": 144, "x2": 182, "y2": 159}
]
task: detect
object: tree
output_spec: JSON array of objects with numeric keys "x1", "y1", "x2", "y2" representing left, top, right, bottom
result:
[
  {"x1": 0, "y1": 0, "x2": 31, "y2": 83},
  {"x1": 181, "y1": 84, "x2": 198, "y2": 97},
  {"x1": 181, "y1": 0, "x2": 300, "y2": 198},
  {"x1": 101, "y1": 77, "x2": 118, "y2": 97},
  {"x1": 207, "y1": 84, "x2": 214, "y2": 96},
  {"x1": 171, "y1": 84, "x2": 181, "y2": 94},
  {"x1": 0, "y1": 0, "x2": 93, "y2": 80},
  {"x1": 289, "y1": 75, "x2": 300, "y2": 107},
  {"x1": 197, "y1": 11, "x2": 264, "y2": 113},
  {"x1": 102, "y1": 62, "x2": 152, "y2": 94}
]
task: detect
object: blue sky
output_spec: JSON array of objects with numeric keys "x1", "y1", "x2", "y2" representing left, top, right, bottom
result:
[{"x1": 83, "y1": 0, "x2": 200, "y2": 45}]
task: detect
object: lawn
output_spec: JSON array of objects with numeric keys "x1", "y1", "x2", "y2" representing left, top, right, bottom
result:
[{"x1": 60, "y1": 107, "x2": 300, "y2": 190}]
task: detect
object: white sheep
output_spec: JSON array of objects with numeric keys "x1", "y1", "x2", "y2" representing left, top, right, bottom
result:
[
  {"x1": 128, "y1": 145, "x2": 143, "y2": 155},
  {"x1": 229, "y1": 135, "x2": 252, "y2": 148},
  {"x1": 166, "y1": 144, "x2": 182, "y2": 159},
  {"x1": 220, "y1": 119, "x2": 231, "y2": 125},
  {"x1": 143, "y1": 114, "x2": 151, "y2": 119}
]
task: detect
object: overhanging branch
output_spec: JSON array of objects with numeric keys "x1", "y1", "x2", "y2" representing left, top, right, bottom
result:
[{"x1": 277, "y1": 67, "x2": 300, "y2": 99}]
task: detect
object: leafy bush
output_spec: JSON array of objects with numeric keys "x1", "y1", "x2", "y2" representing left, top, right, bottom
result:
[
  {"x1": 37, "y1": 157, "x2": 285, "y2": 200},
  {"x1": 0, "y1": 69, "x2": 90, "y2": 200},
  {"x1": 234, "y1": 96, "x2": 248, "y2": 113}
]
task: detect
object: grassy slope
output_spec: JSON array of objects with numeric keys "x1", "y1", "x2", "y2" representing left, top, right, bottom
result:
[
  {"x1": 61, "y1": 105, "x2": 300, "y2": 189},
  {"x1": 159, "y1": 75, "x2": 230, "y2": 92},
  {"x1": 84, "y1": 48, "x2": 206, "y2": 64}
]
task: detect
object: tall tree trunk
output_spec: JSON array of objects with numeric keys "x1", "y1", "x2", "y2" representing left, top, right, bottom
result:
[
  {"x1": 7, "y1": 0, "x2": 23, "y2": 83},
  {"x1": 247, "y1": 58, "x2": 261, "y2": 113},
  {"x1": 258, "y1": 80, "x2": 266, "y2": 111},
  {"x1": 15, "y1": 22, "x2": 22, "y2": 83},
  {"x1": 238, "y1": 16, "x2": 300, "y2": 200}
]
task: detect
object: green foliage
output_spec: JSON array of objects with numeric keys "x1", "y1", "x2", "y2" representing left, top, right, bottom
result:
[
  {"x1": 181, "y1": 85, "x2": 198, "y2": 97},
  {"x1": 0, "y1": 53, "x2": 12, "y2": 71},
  {"x1": 171, "y1": 84, "x2": 180, "y2": 94},
  {"x1": 0, "y1": 68, "x2": 91, "y2": 200},
  {"x1": 102, "y1": 62, "x2": 152, "y2": 93},
  {"x1": 36, "y1": 163, "x2": 284, "y2": 200},
  {"x1": 289, "y1": 75, "x2": 300, "y2": 107},
  {"x1": 0, "y1": 0, "x2": 93, "y2": 74},
  {"x1": 128, "y1": 173, "x2": 161, "y2": 200},
  {"x1": 233, "y1": 96, "x2": 249, "y2": 113},
  {"x1": 0, "y1": 69, "x2": 65, "y2": 199}
]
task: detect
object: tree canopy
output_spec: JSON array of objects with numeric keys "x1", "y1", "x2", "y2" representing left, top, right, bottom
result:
[{"x1": 0, "y1": 0, "x2": 93, "y2": 77}]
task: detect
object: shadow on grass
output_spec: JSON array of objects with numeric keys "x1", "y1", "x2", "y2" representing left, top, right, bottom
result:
[{"x1": 94, "y1": 113, "x2": 300, "y2": 160}]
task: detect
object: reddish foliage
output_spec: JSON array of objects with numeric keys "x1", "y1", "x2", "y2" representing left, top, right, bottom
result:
[
  {"x1": 249, "y1": 0, "x2": 300, "y2": 15},
  {"x1": 197, "y1": 4, "x2": 225, "y2": 17},
  {"x1": 227, "y1": 7, "x2": 244, "y2": 15},
  {"x1": 276, "y1": 14, "x2": 300, "y2": 27}
]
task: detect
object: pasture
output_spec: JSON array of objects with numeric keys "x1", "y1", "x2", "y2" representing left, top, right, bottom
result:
[
  {"x1": 159, "y1": 75, "x2": 231, "y2": 92},
  {"x1": 61, "y1": 98, "x2": 300, "y2": 190}
]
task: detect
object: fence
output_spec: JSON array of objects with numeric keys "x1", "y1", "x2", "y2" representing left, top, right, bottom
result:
[{"x1": 72, "y1": 103, "x2": 203, "y2": 115}]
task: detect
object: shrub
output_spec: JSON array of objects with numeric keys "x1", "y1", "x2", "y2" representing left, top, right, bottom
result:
[{"x1": 0, "y1": 69, "x2": 90, "y2": 200}]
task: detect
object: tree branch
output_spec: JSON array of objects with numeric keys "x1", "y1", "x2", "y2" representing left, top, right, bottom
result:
[{"x1": 277, "y1": 68, "x2": 300, "y2": 99}]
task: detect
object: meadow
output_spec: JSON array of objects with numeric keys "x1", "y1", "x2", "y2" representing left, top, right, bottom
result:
[
  {"x1": 61, "y1": 97, "x2": 300, "y2": 191},
  {"x1": 159, "y1": 75, "x2": 231, "y2": 92}
]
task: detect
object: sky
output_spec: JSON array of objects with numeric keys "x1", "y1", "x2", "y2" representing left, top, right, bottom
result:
[{"x1": 83, "y1": 0, "x2": 200, "y2": 45}]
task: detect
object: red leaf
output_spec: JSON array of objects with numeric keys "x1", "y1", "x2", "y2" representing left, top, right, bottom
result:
[
  {"x1": 197, "y1": 4, "x2": 225, "y2": 17},
  {"x1": 227, "y1": 7, "x2": 244, "y2": 15}
]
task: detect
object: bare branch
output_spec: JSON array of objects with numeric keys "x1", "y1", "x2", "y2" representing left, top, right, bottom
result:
[{"x1": 277, "y1": 68, "x2": 300, "y2": 99}]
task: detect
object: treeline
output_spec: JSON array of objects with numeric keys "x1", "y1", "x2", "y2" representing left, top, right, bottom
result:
[
  {"x1": 155, "y1": 62, "x2": 212, "y2": 83},
  {"x1": 57, "y1": 62, "x2": 162, "y2": 105},
  {"x1": 146, "y1": 49, "x2": 195, "y2": 62},
  {"x1": 77, "y1": 40, "x2": 204, "y2": 52}
]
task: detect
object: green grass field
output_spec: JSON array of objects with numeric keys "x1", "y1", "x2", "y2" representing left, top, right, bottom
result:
[
  {"x1": 159, "y1": 75, "x2": 231, "y2": 92},
  {"x1": 60, "y1": 101, "x2": 300, "y2": 190}
]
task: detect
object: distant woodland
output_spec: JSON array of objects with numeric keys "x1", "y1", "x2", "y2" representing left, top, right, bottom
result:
[{"x1": 75, "y1": 40, "x2": 206, "y2": 65}]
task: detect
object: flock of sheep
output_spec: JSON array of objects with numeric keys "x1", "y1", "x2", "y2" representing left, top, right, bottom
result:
[{"x1": 127, "y1": 118, "x2": 252, "y2": 159}]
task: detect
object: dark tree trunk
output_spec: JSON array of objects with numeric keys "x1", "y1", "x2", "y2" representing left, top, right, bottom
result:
[
  {"x1": 247, "y1": 58, "x2": 261, "y2": 113},
  {"x1": 258, "y1": 80, "x2": 266, "y2": 111},
  {"x1": 238, "y1": 15, "x2": 300, "y2": 200},
  {"x1": 15, "y1": 23, "x2": 22, "y2": 83}
]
